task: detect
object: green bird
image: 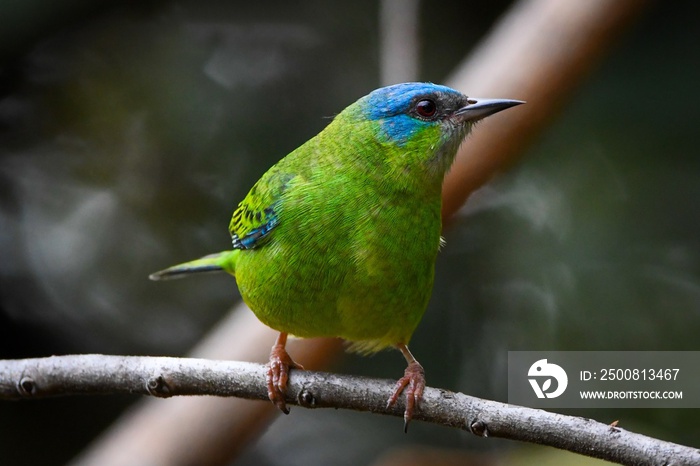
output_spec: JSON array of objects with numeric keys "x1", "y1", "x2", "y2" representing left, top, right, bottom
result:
[{"x1": 151, "y1": 82, "x2": 522, "y2": 428}]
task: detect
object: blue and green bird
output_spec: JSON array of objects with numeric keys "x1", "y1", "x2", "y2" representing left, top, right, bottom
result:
[{"x1": 151, "y1": 82, "x2": 522, "y2": 428}]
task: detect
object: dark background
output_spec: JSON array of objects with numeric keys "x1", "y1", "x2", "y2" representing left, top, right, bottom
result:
[{"x1": 1, "y1": 1, "x2": 698, "y2": 465}]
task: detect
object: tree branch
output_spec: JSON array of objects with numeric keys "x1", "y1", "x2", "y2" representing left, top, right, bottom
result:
[{"x1": 1, "y1": 355, "x2": 698, "y2": 466}]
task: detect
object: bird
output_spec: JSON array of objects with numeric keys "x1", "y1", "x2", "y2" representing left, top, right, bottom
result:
[{"x1": 150, "y1": 82, "x2": 522, "y2": 430}]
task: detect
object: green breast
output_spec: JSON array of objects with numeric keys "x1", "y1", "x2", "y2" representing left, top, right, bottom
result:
[
  {"x1": 233, "y1": 171, "x2": 441, "y2": 351},
  {"x1": 231, "y1": 114, "x2": 447, "y2": 351}
]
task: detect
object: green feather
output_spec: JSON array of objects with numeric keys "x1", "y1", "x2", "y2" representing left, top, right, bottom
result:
[{"x1": 149, "y1": 251, "x2": 238, "y2": 280}]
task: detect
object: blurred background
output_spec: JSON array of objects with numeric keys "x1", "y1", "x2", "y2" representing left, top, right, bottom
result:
[{"x1": 1, "y1": 0, "x2": 699, "y2": 465}]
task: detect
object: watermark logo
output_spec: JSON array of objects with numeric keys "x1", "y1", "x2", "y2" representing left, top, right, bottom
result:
[
  {"x1": 528, "y1": 358, "x2": 568, "y2": 399},
  {"x1": 509, "y1": 351, "x2": 698, "y2": 408}
]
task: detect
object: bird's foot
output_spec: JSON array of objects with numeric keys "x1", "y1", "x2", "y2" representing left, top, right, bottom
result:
[
  {"x1": 386, "y1": 360, "x2": 425, "y2": 432},
  {"x1": 266, "y1": 339, "x2": 304, "y2": 414}
]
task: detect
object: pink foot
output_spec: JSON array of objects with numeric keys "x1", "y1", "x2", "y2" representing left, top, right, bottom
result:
[
  {"x1": 387, "y1": 360, "x2": 425, "y2": 432},
  {"x1": 266, "y1": 333, "x2": 304, "y2": 414}
]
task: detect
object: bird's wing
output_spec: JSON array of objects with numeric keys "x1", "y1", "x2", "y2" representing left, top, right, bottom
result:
[{"x1": 229, "y1": 167, "x2": 294, "y2": 250}]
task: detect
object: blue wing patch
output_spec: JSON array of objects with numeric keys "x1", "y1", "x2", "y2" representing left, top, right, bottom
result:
[
  {"x1": 231, "y1": 207, "x2": 279, "y2": 250},
  {"x1": 229, "y1": 170, "x2": 293, "y2": 249},
  {"x1": 228, "y1": 167, "x2": 293, "y2": 251}
]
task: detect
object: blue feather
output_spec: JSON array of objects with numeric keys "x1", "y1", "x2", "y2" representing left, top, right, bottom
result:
[
  {"x1": 362, "y1": 82, "x2": 462, "y2": 146},
  {"x1": 232, "y1": 209, "x2": 279, "y2": 250}
]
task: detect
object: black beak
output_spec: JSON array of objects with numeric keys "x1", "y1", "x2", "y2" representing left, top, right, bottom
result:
[{"x1": 453, "y1": 98, "x2": 524, "y2": 123}]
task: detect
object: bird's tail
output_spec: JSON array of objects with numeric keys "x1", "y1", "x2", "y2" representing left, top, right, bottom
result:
[{"x1": 149, "y1": 250, "x2": 239, "y2": 281}]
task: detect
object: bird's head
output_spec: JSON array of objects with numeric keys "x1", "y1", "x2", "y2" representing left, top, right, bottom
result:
[{"x1": 347, "y1": 82, "x2": 523, "y2": 180}]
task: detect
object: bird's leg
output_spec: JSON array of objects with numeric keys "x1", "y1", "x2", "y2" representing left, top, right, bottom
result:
[
  {"x1": 386, "y1": 343, "x2": 425, "y2": 432},
  {"x1": 266, "y1": 332, "x2": 304, "y2": 414}
]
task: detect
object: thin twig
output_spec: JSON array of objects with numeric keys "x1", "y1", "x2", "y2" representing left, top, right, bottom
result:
[{"x1": 1, "y1": 355, "x2": 698, "y2": 466}]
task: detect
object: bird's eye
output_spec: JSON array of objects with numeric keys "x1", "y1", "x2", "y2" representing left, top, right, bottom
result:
[{"x1": 415, "y1": 99, "x2": 437, "y2": 118}]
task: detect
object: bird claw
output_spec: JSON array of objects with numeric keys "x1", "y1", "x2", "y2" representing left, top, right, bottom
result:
[
  {"x1": 386, "y1": 360, "x2": 425, "y2": 432},
  {"x1": 266, "y1": 343, "x2": 304, "y2": 414}
]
